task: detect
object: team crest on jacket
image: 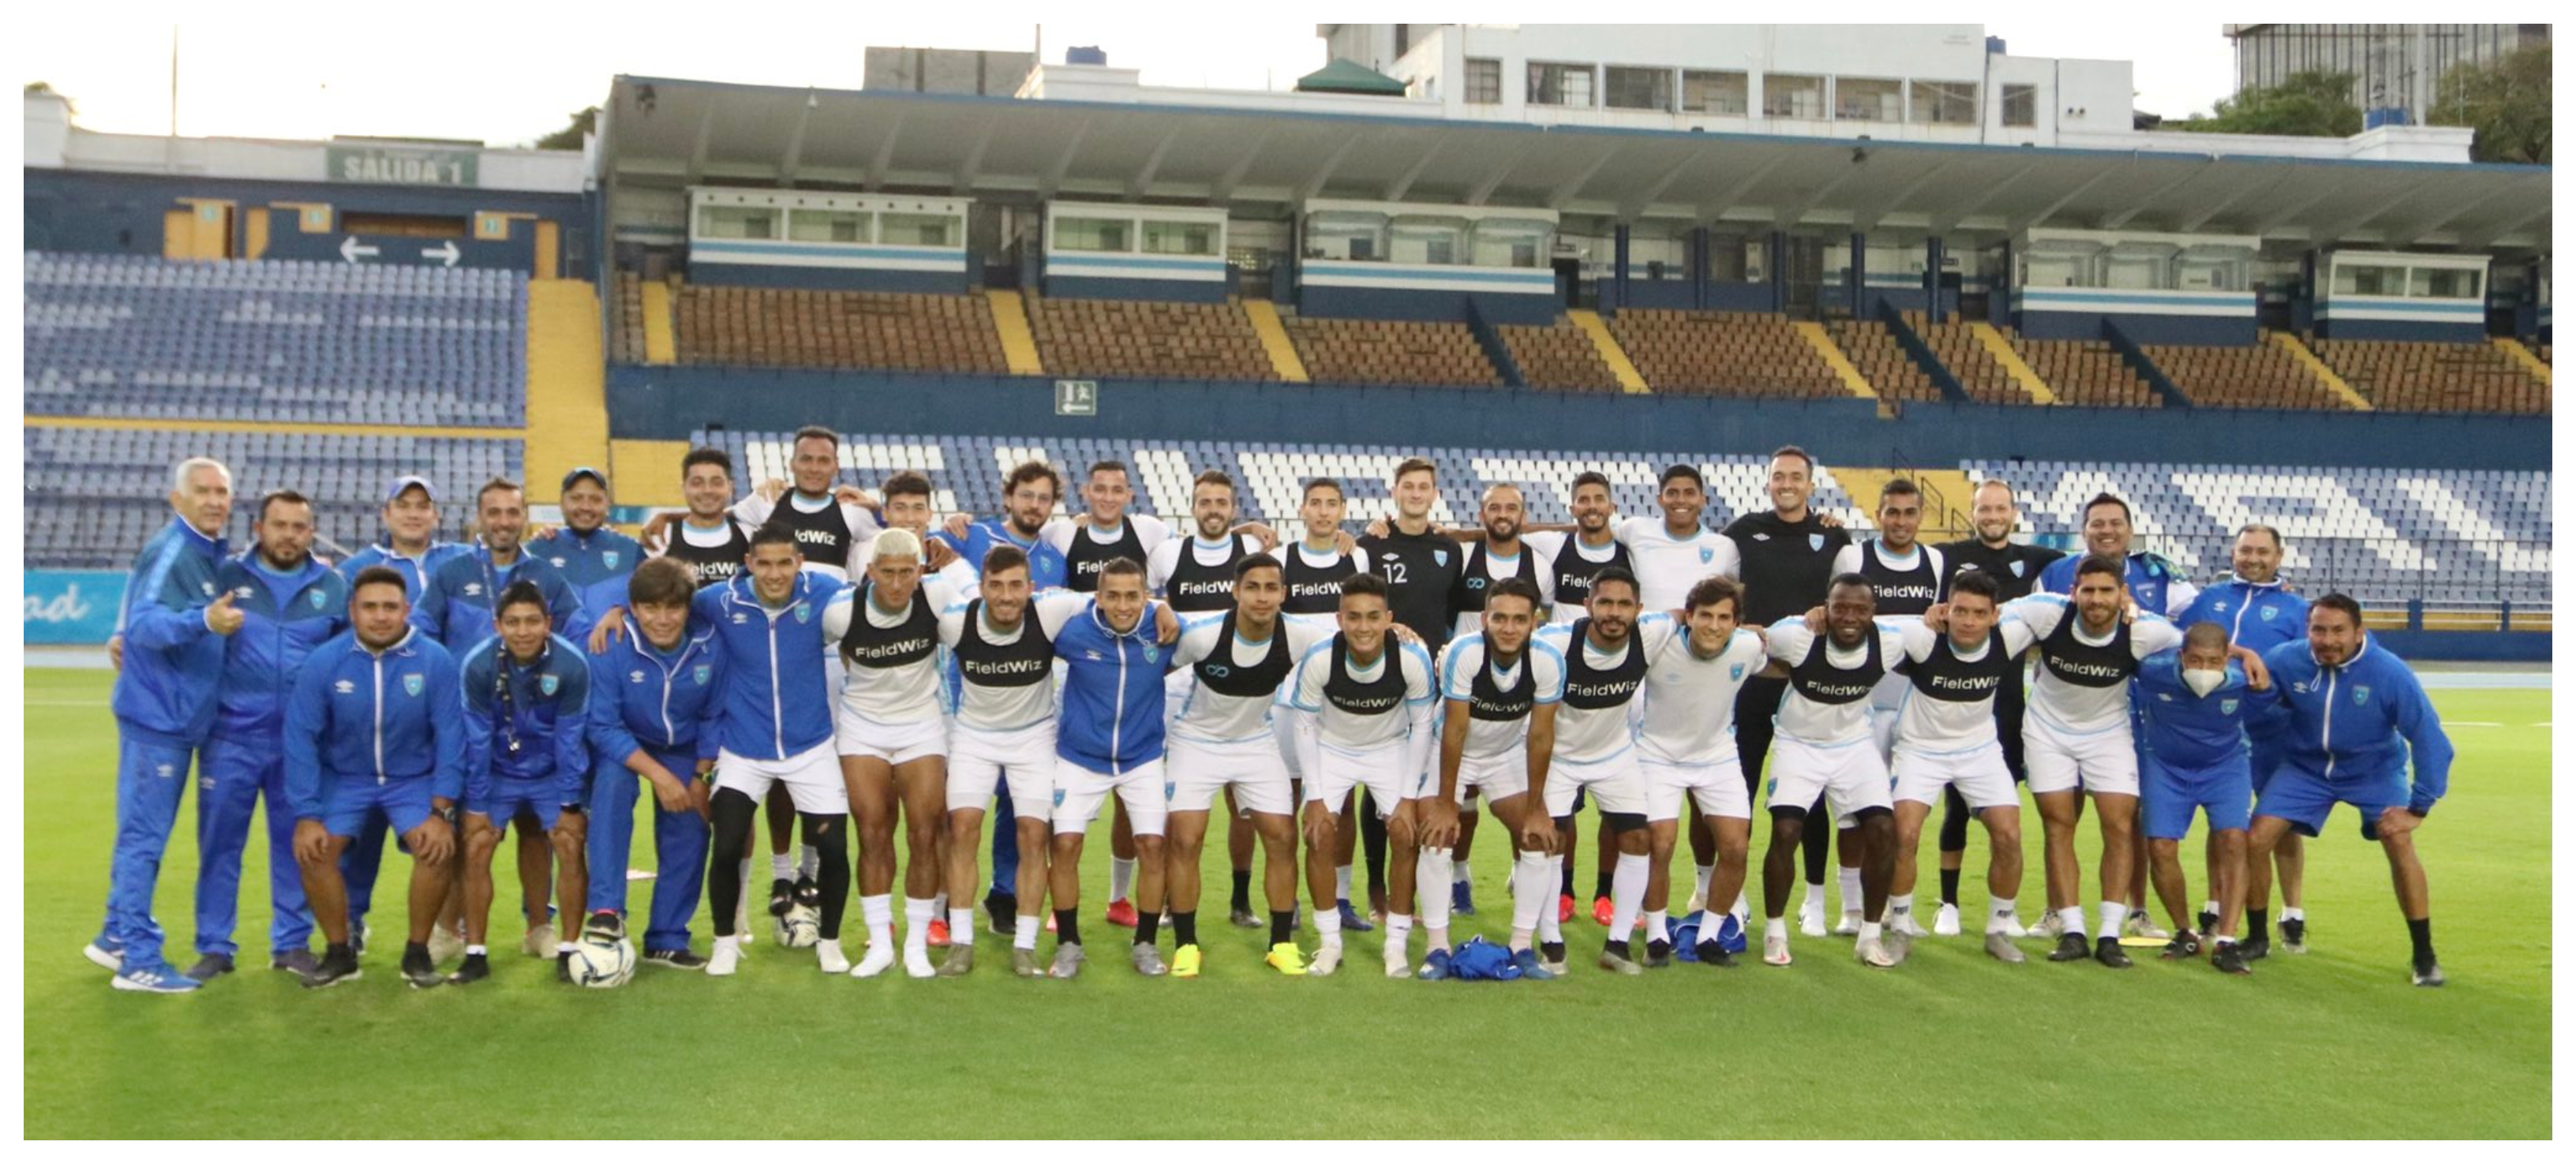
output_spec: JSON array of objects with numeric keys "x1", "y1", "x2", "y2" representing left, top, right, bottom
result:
[
  {"x1": 2221, "y1": 698, "x2": 2240, "y2": 715},
  {"x1": 1143, "y1": 644, "x2": 1160, "y2": 664},
  {"x1": 403, "y1": 673, "x2": 424, "y2": 696},
  {"x1": 2009, "y1": 560, "x2": 2027, "y2": 578},
  {"x1": 1433, "y1": 548, "x2": 1450, "y2": 567},
  {"x1": 2352, "y1": 685, "x2": 2372, "y2": 706},
  {"x1": 1698, "y1": 546, "x2": 1714, "y2": 563},
  {"x1": 2260, "y1": 605, "x2": 2278, "y2": 621},
  {"x1": 311, "y1": 589, "x2": 328, "y2": 608},
  {"x1": 794, "y1": 602, "x2": 812, "y2": 623},
  {"x1": 603, "y1": 551, "x2": 621, "y2": 570},
  {"x1": 1808, "y1": 533, "x2": 1825, "y2": 552},
  {"x1": 540, "y1": 674, "x2": 560, "y2": 697},
  {"x1": 1729, "y1": 662, "x2": 1746, "y2": 681},
  {"x1": 693, "y1": 663, "x2": 713, "y2": 686}
]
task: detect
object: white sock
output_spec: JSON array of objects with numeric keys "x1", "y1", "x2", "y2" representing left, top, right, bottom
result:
[
  {"x1": 1416, "y1": 847, "x2": 1452, "y2": 930},
  {"x1": 934, "y1": 893, "x2": 949, "y2": 915},
  {"x1": 556, "y1": 941, "x2": 576, "y2": 955},
  {"x1": 861, "y1": 894, "x2": 894, "y2": 946},
  {"x1": 1693, "y1": 864, "x2": 1714, "y2": 899},
  {"x1": 2057, "y1": 905, "x2": 2087, "y2": 939},
  {"x1": 948, "y1": 908, "x2": 975, "y2": 941},
  {"x1": 1762, "y1": 916, "x2": 1784, "y2": 943},
  {"x1": 2099, "y1": 900, "x2": 2129, "y2": 938},
  {"x1": 1510, "y1": 851, "x2": 1552, "y2": 946},
  {"x1": 1452, "y1": 859, "x2": 1472, "y2": 884},
  {"x1": 1013, "y1": 915, "x2": 1039, "y2": 950},
  {"x1": 799, "y1": 843, "x2": 819, "y2": 879},
  {"x1": 2282, "y1": 906, "x2": 2305, "y2": 922},
  {"x1": 1990, "y1": 901, "x2": 2018, "y2": 933},
  {"x1": 1730, "y1": 892, "x2": 1750, "y2": 921},
  {"x1": 1891, "y1": 893, "x2": 1915, "y2": 917},
  {"x1": 1316, "y1": 907, "x2": 1342, "y2": 948},
  {"x1": 1859, "y1": 919, "x2": 1882, "y2": 944},
  {"x1": 466, "y1": 944, "x2": 488, "y2": 956},
  {"x1": 1383, "y1": 913, "x2": 1413, "y2": 955},
  {"x1": 1838, "y1": 866, "x2": 1863, "y2": 915},
  {"x1": 1802, "y1": 879, "x2": 1826, "y2": 906},
  {"x1": 770, "y1": 852, "x2": 796, "y2": 880},
  {"x1": 1110, "y1": 858, "x2": 1136, "y2": 901},
  {"x1": 1537, "y1": 896, "x2": 1563, "y2": 945},
  {"x1": 2200, "y1": 898, "x2": 2221, "y2": 918},
  {"x1": 904, "y1": 898, "x2": 936, "y2": 953},
  {"x1": 1608, "y1": 852, "x2": 1649, "y2": 941},
  {"x1": 1645, "y1": 909, "x2": 1670, "y2": 945},
  {"x1": 1335, "y1": 864, "x2": 1354, "y2": 901}
]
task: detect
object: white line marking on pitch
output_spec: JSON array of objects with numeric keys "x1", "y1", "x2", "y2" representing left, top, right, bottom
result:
[{"x1": 2446, "y1": 720, "x2": 2503, "y2": 727}]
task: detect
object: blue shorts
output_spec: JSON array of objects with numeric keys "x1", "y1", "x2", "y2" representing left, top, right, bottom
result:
[
  {"x1": 2140, "y1": 755, "x2": 2252, "y2": 840},
  {"x1": 2247, "y1": 734, "x2": 2290, "y2": 795},
  {"x1": 2252, "y1": 762, "x2": 2407, "y2": 840},
  {"x1": 324, "y1": 775, "x2": 438, "y2": 841},
  {"x1": 468, "y1": 780, "x2": 563, "y2": 834}
]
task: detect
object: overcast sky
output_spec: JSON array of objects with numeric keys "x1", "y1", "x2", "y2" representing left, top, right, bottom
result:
[{"x1": 19, "y1": 7, "x2": 2244, "y2": 148}]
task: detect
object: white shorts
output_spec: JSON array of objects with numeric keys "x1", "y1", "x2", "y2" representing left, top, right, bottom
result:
[
  {"x1": 1305, "y1": 743, "x2": 1418, "y2": 819},
  {"x1": 1868, "y1": 704, "x2": 1902, "y2": 765},
  {"x1": 1541, "y1": 750, "x2": 1648, "y2": 819},
  {"x1": 834, "y1": 705, "x2": 949, "y2": 765},
  {"x1": 2023, "y1": 719, "x2": 2140, "y2": 799},
  {"x1": 948, "y1": 721, "x2": 1056, "y2": 816},
  {"x1": 1053, "y1": 757, "x2": 1166, "y2": 837},
  {"x1": 1453, "y1": 747, "x2": 1529, "y2": 806},
  {"x1": 1166, "y1": 734, "x2": 1295, "y2": 817},
  {"x1": 1892, "y1": 740, "x2": 2019, "y2": 812},
  {"x1": 1766, "y1": 736, "x2": 1892, "y2": 830},
  {"x1": 715, "y1": 743, "x2": 849, "y2": 815},
  {"x1": 1641, "y1": 753, "x2": 1750, "y2": 822}
]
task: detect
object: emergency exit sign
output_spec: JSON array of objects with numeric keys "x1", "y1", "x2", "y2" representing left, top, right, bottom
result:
[{"x1": 328, "y1": 145, "x2": 478, "y2": 187}]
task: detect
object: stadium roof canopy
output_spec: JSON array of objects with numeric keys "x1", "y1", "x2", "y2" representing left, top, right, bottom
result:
[{"x1": 599, "y1": 75, "x2": 2549, "y2": 254}]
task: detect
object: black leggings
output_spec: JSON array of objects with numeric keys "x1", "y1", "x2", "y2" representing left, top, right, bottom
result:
[
  {"x1": 709, "y1": 788, "x2": 850, "y2": 940},
  {"x1": 1360, "y1": 791, "x2": 1388, "y2": 894},
  {"x1": 1736, "y1": 676, "x2": 1837, "y2": 884}
]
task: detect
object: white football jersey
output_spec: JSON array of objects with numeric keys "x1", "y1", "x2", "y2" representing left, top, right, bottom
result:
[
  {"x1": 2002, "y1": 594, "x2": 2184, "y2": 735},
  {"x1": 1615, "y1": 515, "x2": 1742, "y2": 612},
  {"x1": 1763, "y1": 617, "x2": 1911, "y2": 747},
  {"x1": 1166, "y1": 614, "x2": 1330, "y2": 745},
  {"x1": 1435, "y1": 632, "x2": 1567, "y2": 761},
  {"x1": 1634, "y1": 617, "x2": 1768, "y2": 764}
]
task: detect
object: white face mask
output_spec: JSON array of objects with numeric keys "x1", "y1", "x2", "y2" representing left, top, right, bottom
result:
[{"x1": 2182, "y1": 668, "x2": 2227, "y2": 698}]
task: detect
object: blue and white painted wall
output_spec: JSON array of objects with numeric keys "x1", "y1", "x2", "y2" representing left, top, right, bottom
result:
[
  {"x1": 2316, "y1": 250, "x2": 2493, "y2": 342},
  {"x1": 2012, "y1": 228, "x2": 2260, "y2": 344},
  {"x1": 1296, "y1": 199, "x2": 1562, "y2": 324},
  {"x1": 685, "y1": 188, "x2": 970, "y2": 293},
  {"x1": 1042, "y1": 202, "x2": 1230, "y2": 302}
]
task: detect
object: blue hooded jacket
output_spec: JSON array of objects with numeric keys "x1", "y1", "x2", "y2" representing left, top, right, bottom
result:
[
  {"x1": 588, "y1": 617, "x2": 728, "y2": 770},
  {"x1": 2135, "y1": 649, "x2": 2279, "y2": 769},
  {"x1": 412, "y1": 542, "x2": 581, "y2": 653},
  {"x1": 111, "y1": 515, "x2": 231, "y2": 747},
  {"x1": 283, "y1": 627, "x2": 466, "y2": 819},
  {"x1": 211, "y1": 550, "x2": 350, "y2": 743},
  {"x1": 1052, "y1": 597, "x2": 1170, "y2": 774},
  {"x1": 694, "y1": 571, "x2": 843, "y2": 761},
  {"x1": 537, "y1": 524, "x2": 642, "y2": 646},
  {"x1": 2261, "y1": 634, "x2": 2453, "y2": 815},
  {"x1": 459, "y1": 632, "x2": 593, "y2": 807}
]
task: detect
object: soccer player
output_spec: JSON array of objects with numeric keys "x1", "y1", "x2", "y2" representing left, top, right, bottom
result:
[
  {"x1": 1164, "y1": 553, "x2": 1335, "y2": 976},
  {"x1": 452, "y1": 581, "x2": 592, "y2": 984},
  {"x1": 1530, "y1": 569, "x2": 1660, "y2": 975},
  {"x1": 283, "y1": 565, "x2": 466, "y2": 989},
  {"x1": 1424, "y1": 578, "x2": 1566, "y2": 978},
  {"x1": 2000, "y1": 554, "x2": 2185, "y2": 968},
  {"x1": 822, "y1": 529, "x2": 968, "y2": 979},
  {"x1": 582, "y1": 557, "x2": 721, "y2": 971},
  {"x1": 935, "y1": 545, "x2": 1062, "y2": 978},
  {"x1": 1287, "y1": 572, "x2": 1439, "y2": 978},
  {"x1": 190, "y1": 488, "x2": 345, "y2": 982},
  {"x1": 699, "y1": 525, "x2": 854, "y2": 978},
  {"x1": 724, "y1": 425, "x2": 882, "y2": 579},
  {"x1": 1352, "y1": 457, "x2": 1462, "y2": 932},
  {"x1": 931, "y1": 459, "x2": 1067, "y2": 938},
  {"x1": 2177, "y1": 524, "x2": 2310, "y2": 949},
  {"x1": 414, "y1": 477, "x2": 580, "y2": 956},
  {"x1": 1885, "y1": 572, "x2": 2035, "y2": 963},
  {"x1": 1426, "y1": 483, "x2": 1555, "y2": 919},
  {"x1": 2135, "y1": 622, "x2": 2275, "y2": 975},
  {"x1": 88, "y1": 457, "x2": 237, "y2": 993},
  {"x1": 1724, "y1": 446, "x2": 1853, "y2": 938},
  {"x1": 1755, "y1": 575, "x2": 1908, "y2": 968},
  {"x1": 2250, "y1": 596, "x2": 2453, "y2": 985},
  {"x1": 1930, "y1": 478, "x2": 2062, "y2": 937},
  {"x1": 1832, "y1": 478, "x2": 1945, "y2": 937},
  {"x1": 537, "y1": 466, "x2": 639, "y2": 645},
  {"x1": 1522, "y1": 470, "x2": 1634, "y2": 622},
  {"x1": 1043, "y1": 558, "x2": 1181, "y2": 978},
  {"x1": 333, "y1": 474, "x2": 472, "y2": 949},
  {"x1": 1146, "y1": 469, "x2": 1263, "y2": 613},
  {"x1": 653, "y1": 448, "x2": 757, "y2": 589},
  {"x1": 1271, "y1": 477, "x2": 1361, "y2": 930},
  {"x1": 1633, "y1": 576, "x2": 1767, "y2": 968}
]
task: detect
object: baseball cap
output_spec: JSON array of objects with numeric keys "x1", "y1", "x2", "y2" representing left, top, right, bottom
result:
[
  {"x1": 560, "y1": 466, "x2": 609, "y2": 492},
  {"x1": 383, "y1": 475, "x2": 439, "y2": 503}
]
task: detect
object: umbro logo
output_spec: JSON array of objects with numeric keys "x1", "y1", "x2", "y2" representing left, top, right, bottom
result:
[
  {"x1": 630, "y1": 670, "x2": 647, "y2": 684},
  {"x1": 1084, "y1": 650, "x2": 1103, "y2": 661},
  {"x1": 1750, "y1": 533, "x2": 1771, "y2": 541},
  {"x1": 463, "y1": 583, "x2": 483, "y2": 597},
  {"x1": 334, "y1": 679, "x2": 356, "y2": 694}
]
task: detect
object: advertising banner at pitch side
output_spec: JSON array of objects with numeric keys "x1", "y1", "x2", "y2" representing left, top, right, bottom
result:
[{"x1": 23, "y1": 571, "x2": 124, "y2": 644}]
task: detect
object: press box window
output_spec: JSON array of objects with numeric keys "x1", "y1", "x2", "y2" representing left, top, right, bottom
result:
[
  {"x1": 1141, "y1": 221, "x2": 1217, "y2": 256},
  {"x1": 696, "y1": 205, "x2": 777, "y2": 240},
  {"x1": 1054, "y1": 216, "x2": 1131, "y2": 253},
  {"x1": 788, "y1": 209, "x2": 867, "y2": 244},
  {"x1": 882, "y1": 211, "x2": 957, "y2": 247}
]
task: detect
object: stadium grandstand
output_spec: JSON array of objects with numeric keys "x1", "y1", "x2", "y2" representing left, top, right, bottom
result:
[{"x1": 21, "y1": 23, "x2": 2552, "y2": 657}]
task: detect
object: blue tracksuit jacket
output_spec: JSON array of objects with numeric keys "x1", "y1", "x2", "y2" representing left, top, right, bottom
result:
[
  {"x1": 2260, "y1": 634, "x2": 2454, "y2": 815},
  {"x1": 283, "y1": 628, "x2": 468, "y2": 819},
  {"x1": 111, "y1": 517, "x2": 232, "y2": 747}
]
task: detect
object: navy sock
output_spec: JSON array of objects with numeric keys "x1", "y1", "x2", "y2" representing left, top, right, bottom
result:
[
  {"x1": 1938, "y1": 867, "x2": 1962, "y2": 908},
  {"x1": 1229, "y1": 871, "x2": 1252, "y2": 911},
  {"x1": 1269, "y1": 910, "x2": 1295, "y2": 945},
  {"x1": 1054, "y1": 908, "x2": 1080, "y2": 946},
  {"x1": 2407, "y1": 917, "x2": 2434, "y2": 964},
  {"x1": 1171, "y1": 911, "x2": 1196, "y2": 947},
  {"x1": 2248, "y1": 909, "x2": 2270, "y2": 942}
]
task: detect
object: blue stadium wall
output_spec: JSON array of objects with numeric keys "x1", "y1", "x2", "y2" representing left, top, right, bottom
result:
[
  {"x1": 604, "y1": 366, "x2": 2551, "y2": 473},
  {"x1": 22, "y1": 169, "x2": 590, "y2": 272}
]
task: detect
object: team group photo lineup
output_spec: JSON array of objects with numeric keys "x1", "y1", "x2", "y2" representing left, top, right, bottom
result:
[{"x1": 91, "y1": 432, "x2": 2457, "y2": 992}]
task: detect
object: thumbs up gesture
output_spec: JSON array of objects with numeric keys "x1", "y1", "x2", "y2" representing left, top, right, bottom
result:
[{"x1": 204, "y1": 592, "x2": 245, "y2": 636}]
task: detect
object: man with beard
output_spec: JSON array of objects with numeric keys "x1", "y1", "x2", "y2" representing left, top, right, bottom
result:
[
  {"x1": 1422, "y1": 578, "x2": 1563, "y2": 979},
  {"x1": 2177, "y1": 524, "x2": 2309, "y2": 954},
  {"x1": 1829, "y1": 478, "x2": 1945, "y2": 939},
  {"x1": 537, "y1": 467, "x2": 638, "y2": 646},
  {"x1": 1530, "y1": 571, "x2": 1658, "y2": 975}
]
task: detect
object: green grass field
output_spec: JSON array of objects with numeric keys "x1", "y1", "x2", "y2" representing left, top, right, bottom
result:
[{"x1": 21, "y1": 668, "x2": 2552, "y2": 1138}]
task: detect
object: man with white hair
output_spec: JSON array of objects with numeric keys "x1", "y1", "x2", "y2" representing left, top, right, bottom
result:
[{"x1": 85, "y1": 457, "x2": 238, "y2": 993}]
